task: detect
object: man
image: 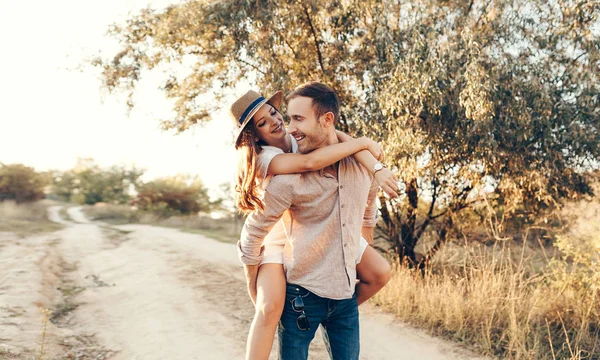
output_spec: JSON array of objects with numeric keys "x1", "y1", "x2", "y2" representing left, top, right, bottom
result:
[{"x1": 238, "y1": 82, "x2": 381, "y2": 360}]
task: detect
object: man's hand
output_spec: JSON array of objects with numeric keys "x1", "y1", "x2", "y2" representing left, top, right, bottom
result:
[
  {"x1": 374, "y1": 168, "x2": 399, "y2": 198},
  {"x1": 243, "y1": 264, "x2": 259, "y2": 305}
]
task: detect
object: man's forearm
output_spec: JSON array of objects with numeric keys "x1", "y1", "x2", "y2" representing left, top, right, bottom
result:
[{"x1": 244, "y1": 264, "x2": 259, "y2": 304}]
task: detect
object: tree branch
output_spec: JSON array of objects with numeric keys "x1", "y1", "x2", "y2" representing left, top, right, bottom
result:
[
  {"x1": 282, "y1": 35, "x2": 299, "y2": 60},
  {"x1": 430, "y1": 195, "x2": 482, "y2": 220},
  {"x1": 419, "y1": 216, "x2": 454, "y2": 268},
  {"x1": 572, "y1": 51, "x2": 588, "y2": 63},
  {"x1": 415, "y1": 178, "x2": 439, "y2": 240},
  {"x1": 339, "y1": 112, "x2": 350, "y2": 133},
  {"x1": 373, "y1": 244, "x2": 390, "y2": 254},
  {"x1": 474, "y1": 2, "x2": 490, "y2": 27},
  {"x1": 235, "y1": 57, "x2": 267, "y2": 76},
  {"x1": 466, "y1": 0, "x2": 475, "y2": 16},
  {"x1": 302, "y1": 3, "x2": 326, "y2": 74}
]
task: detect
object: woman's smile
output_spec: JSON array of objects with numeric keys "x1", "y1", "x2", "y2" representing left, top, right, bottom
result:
[{"x1": 271, "y1": 122, "x2": 284, "y2": 134}]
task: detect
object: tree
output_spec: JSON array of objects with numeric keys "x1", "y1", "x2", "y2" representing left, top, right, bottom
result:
[
  {"x1": 48, "y1": 158, "x2": 144, "y2": 205},
  {"x1": 131, "y1": 175, "x2": 212, "y2": 216},
  {"x1": 96, "y1": 0, "x2": 600, "y2": 265},
  {"x1": 46, "y1": 169, "x2": 77, "y2": 202},
  {"x1": 0, "y1": 163, "x2": 46, "y2": 203}
]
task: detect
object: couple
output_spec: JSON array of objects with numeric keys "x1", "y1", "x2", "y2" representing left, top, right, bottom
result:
[{"x1": 232, "y1": 82, "x2": 398, "y2": 360}]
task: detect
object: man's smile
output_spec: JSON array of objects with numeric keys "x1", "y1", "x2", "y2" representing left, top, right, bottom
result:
[{"x1": 292, "y1": 134, "x2": 306, "y2": 142}]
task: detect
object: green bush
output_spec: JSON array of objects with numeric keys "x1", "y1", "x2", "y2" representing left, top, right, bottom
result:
[
  {"x1": 131, "y1": 175, "x2": 211, "y2": 216},
  {"x1": 47, "y1": 159, "x2": 143, "y2": 205},
  {"x1": 0, "y1": 164, "x2": 46, "y2": 203}
]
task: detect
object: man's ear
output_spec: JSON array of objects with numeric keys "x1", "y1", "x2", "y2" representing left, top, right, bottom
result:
[{"x1": 320, "y1": 112, "x2": 335, "y2": 127}]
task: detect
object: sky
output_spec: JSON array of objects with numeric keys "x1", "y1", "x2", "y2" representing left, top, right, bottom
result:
[{"x1": 0, "y1": 0, "x2": 242, "y2": 197}]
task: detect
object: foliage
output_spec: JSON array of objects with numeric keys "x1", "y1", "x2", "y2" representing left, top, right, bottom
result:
[
  {"x1": 96, "y1": 0, "x2": 600, "y2": 263},
  {"x1": 47, "y1": 169, "x2": 78, "y2": 202},
  {"x1": 48, "y1": 158, "x2": 143, "y2": 205},
  {"x1": 130, "y1": 175, "x2": 212, "y2": 216},
  {"x1": 0, "y1": 163, "x2": 46, "y2": 203},
  {"x1": 374, "y1": 240, "x2": 600, "y2": 359}
]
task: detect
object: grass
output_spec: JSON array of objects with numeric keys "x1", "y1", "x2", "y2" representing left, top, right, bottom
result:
[
  {"x1": 48, "y1": 302, "x2": 78, "y2": 324},
  {"x1": 58, "y1": 206, "x2": 72, "y2": 222},
  {"x1": 372, "y1": 190, "x2": 600, "y2": 359},
  {"x1": 375, "y1": 250, "x2": 598, "y2": 359},
  {"x1": 83, "y1": 203, "x2": 243, "y2": 244},
  {"x1": 180, "y1": 227, "x2": 239, "y2": 244},
  {"x1": 37, "y1": 307, "x2": 52, "y2": 360},
  {"x1": 81, "y1": 203, "x2": 140, "y2": 225},
  {"x1": 0, "y1": 200, "x2": 63, "y2": 237}
]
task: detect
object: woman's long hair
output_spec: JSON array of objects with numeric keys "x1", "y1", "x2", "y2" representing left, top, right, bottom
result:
[{"x1": 235, "y1": 124, "x2": 265, "y2": 214}]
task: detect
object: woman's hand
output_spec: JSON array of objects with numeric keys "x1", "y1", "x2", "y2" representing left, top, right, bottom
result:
[
  {"x1": 361, "y1": 137, "x2": 384, "y2": 160},
  {"x1": 375, "y1": 168, "x2": 399, "y2": 198},
  {"x1": 336, "y1": 129, "x2": 352, "y2": 143}
]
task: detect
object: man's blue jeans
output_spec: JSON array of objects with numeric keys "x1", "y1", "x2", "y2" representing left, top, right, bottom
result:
[{"x1": 278, "y1": 283, "x2": 359, "y2": 360}]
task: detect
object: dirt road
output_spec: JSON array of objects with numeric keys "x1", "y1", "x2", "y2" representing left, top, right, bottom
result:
[{"x1": 0, "y1": 206, "x2": 488, "y2": 360}]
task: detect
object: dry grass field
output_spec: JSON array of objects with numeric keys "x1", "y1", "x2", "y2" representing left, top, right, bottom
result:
[
  {"x1": 0, "y1": 200, "x2": 64, "y2": 237},
  {"x1": 373, "y1": 192, "x2": 600, "y2": 359}
]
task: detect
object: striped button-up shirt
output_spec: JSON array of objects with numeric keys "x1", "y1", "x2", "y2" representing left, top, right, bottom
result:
[{"x1": 238, "y1": 156, "x2": 378, "y2": 300}]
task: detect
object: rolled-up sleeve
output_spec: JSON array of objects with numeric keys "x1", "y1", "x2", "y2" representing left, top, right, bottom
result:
[
  {"x1": 362, "y1": 179, "x2": 379, "y2": 228},
  {"x1": 237, "y1": 175, "x2": 295, "y2": 265}
]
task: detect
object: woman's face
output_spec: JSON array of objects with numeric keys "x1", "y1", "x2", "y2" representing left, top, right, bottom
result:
[{"x1": 252, "y1": 103, "x2": 286, "y2": 145}]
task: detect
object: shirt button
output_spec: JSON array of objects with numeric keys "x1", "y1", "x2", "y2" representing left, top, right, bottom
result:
[
  {"x1": 344, "y1": 243, "x2": 348, "y2": 247},
  {"x1": 342, "y1": 223, "x2": 346, "y2": 227},
  {"x1": 341, "y1": 204, "x2": 345, "y2": 208},
  {"x1": 340, "y1": 185, "x2": 344, "y2": 189}
]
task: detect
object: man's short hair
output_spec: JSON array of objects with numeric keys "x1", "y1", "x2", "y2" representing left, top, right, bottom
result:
[{"x1": 286, "y1": 82, "x2": 339, "y2": 123}]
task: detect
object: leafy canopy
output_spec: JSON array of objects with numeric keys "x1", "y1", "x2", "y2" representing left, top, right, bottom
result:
[{"x1": 97, "y1": 0, "x2": 600, "y2": 258}]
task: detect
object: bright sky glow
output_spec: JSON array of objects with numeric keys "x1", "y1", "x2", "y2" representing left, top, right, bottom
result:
[{"x1": 0, "y1": 0, "x2": 244, "y2": 195}]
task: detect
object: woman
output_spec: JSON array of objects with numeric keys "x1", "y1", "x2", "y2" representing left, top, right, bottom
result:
[{"x1": 232, "y1": 90, "x2": 397, "y2": 360}]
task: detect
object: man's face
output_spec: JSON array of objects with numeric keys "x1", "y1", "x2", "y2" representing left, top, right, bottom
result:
[{"x1": 286, "y1": 96, "x2": 329, "y2": 154}]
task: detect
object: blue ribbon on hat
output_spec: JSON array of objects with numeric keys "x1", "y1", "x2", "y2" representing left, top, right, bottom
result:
[{"x1": 239, "y1": 96, "x2": 265, "y2": 125}]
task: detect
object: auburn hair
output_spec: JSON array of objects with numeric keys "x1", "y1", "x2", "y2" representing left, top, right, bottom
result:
[{"x1": 235, "y1": 123, "x2": 265, "y2": 214}]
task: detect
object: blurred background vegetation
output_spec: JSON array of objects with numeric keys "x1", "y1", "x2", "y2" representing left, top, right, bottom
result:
[
  {"x1": 2, "y1": 0, "x2": 599, "y2": 358},
  {"x1": 0, "y1": 159, "x2": 242, "y2": 241}
]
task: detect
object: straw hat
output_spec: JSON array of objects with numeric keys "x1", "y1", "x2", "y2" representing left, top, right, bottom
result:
[{"x1": 230, "y1": 90, "x2": 283, "y2": 147}]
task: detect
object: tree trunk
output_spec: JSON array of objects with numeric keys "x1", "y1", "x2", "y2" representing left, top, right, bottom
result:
[{"x1": 398, "y1": 178, "x2": 419, "y2": 265}]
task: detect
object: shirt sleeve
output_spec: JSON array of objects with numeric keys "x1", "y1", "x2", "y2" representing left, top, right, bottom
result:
[
  {"x1": 362, "y1": 179, "x2": 379, "y2": 228},
  {"x1": 237, "y1": 175, "x2": 295, "y2": 265},
  {"x1": 256, "y1": 146, "x2": 284, "y2": 189}
]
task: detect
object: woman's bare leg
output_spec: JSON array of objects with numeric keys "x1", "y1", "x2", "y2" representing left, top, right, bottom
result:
[
  {"x1": 246, "y1": 263, "x2": 286, "y2": 360},
  {"x1": 355, "y1": 246, "x2": 391, "y2": 305}
]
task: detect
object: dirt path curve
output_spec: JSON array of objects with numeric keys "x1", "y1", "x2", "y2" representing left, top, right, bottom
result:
[{"x1": 0, "y1": 206, "x2": 489, "y2": 360}]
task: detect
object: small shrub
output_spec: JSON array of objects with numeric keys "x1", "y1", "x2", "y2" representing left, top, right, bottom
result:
[
  {"x1": 0, "y1": 164, "x2": 46, "y2": 203},
  {"x1": 131, "y1": 175, "x2": 211, "y2": 216}
]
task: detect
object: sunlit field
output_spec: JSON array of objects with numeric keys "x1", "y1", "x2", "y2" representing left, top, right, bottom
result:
[
  {"x1": 0, "y1": 200, "x2": 63, "y2": 237},
  {"x1": 374, "y1": 192, "x2": 600, "y2": 359}
]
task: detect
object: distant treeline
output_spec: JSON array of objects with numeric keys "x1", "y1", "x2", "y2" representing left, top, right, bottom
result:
[{"x1": 0, "y1": 159, "x2": 228, "y2": 217}]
